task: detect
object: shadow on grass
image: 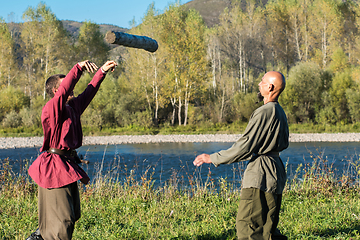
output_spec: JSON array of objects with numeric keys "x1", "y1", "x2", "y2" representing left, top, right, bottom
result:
[
  {"x1": 170, "y1": 228, "x2": 237, "y2": 240},
  {"x1": 304, "y1": 223, "x2": 360, "y2": 239}
]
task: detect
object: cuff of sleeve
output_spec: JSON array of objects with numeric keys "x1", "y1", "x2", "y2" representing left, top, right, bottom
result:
[
  {"x1": 100, "y1": 67, "x2": 107, "y2": 73},
  {"x1": 210, "y1": 154, "x2": 220, "y2": 167},
  {"x1": 76, "y1": 63, "x2": 82, "y2": 70}
]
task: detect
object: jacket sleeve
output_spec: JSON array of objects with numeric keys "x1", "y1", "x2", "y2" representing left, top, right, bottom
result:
[
  {"x1": 71, "y1": 68, "x2": 107, "y2": 115},
  {"x1": 210, "y1": 108, "x2": 266, "y2": 167},
  {"x1": 47, "y1": 64, "x2": 83, "y2": 125}
]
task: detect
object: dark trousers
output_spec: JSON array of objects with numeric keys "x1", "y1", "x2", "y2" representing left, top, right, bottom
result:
[
  {"x1": 236, "y1": 188, "x2": 287, "y2": 240},
  {"x1": 38, "y1": 182, "x2": 80, "y2": 240}
]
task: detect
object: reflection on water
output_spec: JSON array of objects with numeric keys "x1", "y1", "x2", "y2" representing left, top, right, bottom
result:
[{"x1": 1, "y1": 141, "x2": 359, "y2": 188}]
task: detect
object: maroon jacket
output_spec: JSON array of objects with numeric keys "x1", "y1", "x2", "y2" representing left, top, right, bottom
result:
[{"x1": 29, "y1": 63, "x2": 107, "y2": 188}]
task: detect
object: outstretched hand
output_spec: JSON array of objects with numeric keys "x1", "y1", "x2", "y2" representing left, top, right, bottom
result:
[
  {"x1": 78, "y1": 60, "x2": 98, "y2": 73},
  {"x1": 193, "y1": 154, "x2": 212, "y2": 167},
  {"x1": 101, "y1": 60, "x2": 118, "y2": 72}
]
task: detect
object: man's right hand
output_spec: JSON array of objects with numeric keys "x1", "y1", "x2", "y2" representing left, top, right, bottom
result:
[
  {"x1": 78, "y1": 60, "x2": 98, "y2": 73},
  {"x1": 193, "y1": 154, "x2": 212, "y2": 167}
]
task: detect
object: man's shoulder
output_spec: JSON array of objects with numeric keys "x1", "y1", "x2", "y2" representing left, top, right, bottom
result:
[
  {"x1": 254, "y1": 102, "x2": 275, "y2": 114},
  {"x1": 252, "y1": 102, "x2": 285, "y2": 118}
]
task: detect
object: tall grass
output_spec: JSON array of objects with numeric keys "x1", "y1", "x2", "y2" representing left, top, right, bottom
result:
[{"x1": 0, "y1": 153, "x2": 360, "y2": 239}]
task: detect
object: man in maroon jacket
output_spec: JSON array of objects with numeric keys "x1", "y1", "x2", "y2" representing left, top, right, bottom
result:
[{"x1": 26, "y1": 60, "x2": 117, "y2": 240}]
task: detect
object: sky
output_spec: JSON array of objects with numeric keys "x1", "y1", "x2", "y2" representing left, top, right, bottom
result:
[{"x1": 0, "y1": 0, "x2": 192, "y2": 29}]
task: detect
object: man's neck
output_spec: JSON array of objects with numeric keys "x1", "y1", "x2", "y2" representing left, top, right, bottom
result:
[{"x1": 263, "y1": 98, "x2": 278, "y2": 104}]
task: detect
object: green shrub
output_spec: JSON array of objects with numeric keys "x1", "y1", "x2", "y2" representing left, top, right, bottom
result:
[
  {"x1": 315, "y1": 91, "x2": 337, "y2": 125},
  {"x1": 0, "y1": 86, "x2": 30, "y2": 121},
  {"x1": 346, "y1": 88, "x2": 360, "y2": 123},
  {"x1": 232, "y1": 92, "x2": 259, "y2": 122},
  {"x1": 281, "y1": 62, "x2": 325, "y2": 123},
  {"x1": 82, "y1": 108, "x2": 103, "y2": 129},
  {"x1": 2, "y1": 110, "x2": 22, "y2": 128},
  {"x1": 19, "y1": 108, "x2": 41, "y2": 128}
]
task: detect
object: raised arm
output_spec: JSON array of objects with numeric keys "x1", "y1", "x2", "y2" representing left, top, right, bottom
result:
[{"x1": 71, "y1": 60, "x2": 118, "y2": 114}]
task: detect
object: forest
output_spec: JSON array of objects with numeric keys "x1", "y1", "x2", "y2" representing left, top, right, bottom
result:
[{"x1": 1, "y1": 0, "x2": 360, "y2": 131}]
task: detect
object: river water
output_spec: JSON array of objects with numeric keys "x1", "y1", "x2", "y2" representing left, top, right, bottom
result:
[{"x1": 1, "y1": 142, "x2": 359, "y2": 188}]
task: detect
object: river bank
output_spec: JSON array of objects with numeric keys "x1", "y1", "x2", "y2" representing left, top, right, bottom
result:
[{"x1": 1, "y1": 133, "x2": 360, "y2": 149}]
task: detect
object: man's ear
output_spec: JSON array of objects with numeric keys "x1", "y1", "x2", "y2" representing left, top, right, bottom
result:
[
  {"x1": 268, "y1": 83, "x2": 275, "y2": 92},
  {"x1": 52, "y1": 87, "x2": 57, "y2": 96}
]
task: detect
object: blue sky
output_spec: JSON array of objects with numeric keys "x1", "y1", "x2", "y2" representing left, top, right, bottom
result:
[{"x1": 0, "y1": 0, "x2": 191, "y2": 29}]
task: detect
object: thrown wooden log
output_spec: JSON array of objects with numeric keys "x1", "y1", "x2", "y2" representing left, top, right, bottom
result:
[{"x1": 105, "y1": 31, "x2": 158, "y2": 53}]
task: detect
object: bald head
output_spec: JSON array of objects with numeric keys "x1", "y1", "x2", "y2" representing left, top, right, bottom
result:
[
  {"x1": 258, "y1": 71, "x2": 286, "y2": 104},
  {"x1": 264, "y1": 71, "x2": 285, "y2": 93}
]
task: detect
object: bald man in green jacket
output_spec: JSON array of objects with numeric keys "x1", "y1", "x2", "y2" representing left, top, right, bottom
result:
[{"x1": 194, "y1": 71, "x2": 288, "y2": 240}]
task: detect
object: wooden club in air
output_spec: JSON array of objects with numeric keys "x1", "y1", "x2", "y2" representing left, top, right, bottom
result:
[{"x1": 105, "y1": 31, "x2": 158, "y2": 53}]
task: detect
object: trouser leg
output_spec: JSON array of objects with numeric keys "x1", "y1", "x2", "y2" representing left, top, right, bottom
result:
[
  {"x1": 236, "y1": 188, "x2": 285, "y2": 240},
  {"x1": 270, "y1": 194, "x2": 287, "y2": 240},
  {"x1": 38, "y1": 182, "x2": 80, "y2": 240}
]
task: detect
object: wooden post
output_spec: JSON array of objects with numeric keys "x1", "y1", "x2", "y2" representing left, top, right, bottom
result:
[{"x1": 105, "y1": 31, "x2": 158, "y2": 53}]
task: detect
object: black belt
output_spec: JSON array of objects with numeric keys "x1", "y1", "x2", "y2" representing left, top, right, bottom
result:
[
  {"x1": 263, "y1": 151, "x2": 280, "y2": 157},
  {"x1": 47, "y1": 148, "x2": 89, "y2": 164}
]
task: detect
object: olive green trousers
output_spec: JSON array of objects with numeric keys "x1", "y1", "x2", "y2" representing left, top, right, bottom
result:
[
  {"x1": 38, "y1": 182, "x2": 80, "y2": 240},
  {"x1": 236, "y1": 188, "x2": 287, "y2": 240}
]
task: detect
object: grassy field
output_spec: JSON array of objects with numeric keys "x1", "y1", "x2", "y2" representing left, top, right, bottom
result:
[{"x1": 1, "y1": 157, "x2": 360, "y2": 239}]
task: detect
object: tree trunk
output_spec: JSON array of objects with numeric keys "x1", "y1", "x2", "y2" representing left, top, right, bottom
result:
[
  {"x1": 322, "y1": 22, "x2": 327, "y2": 68},
  {"x1": 218, "y1": 50, "x2": 224, "y2": 122},
  {"x1": 239, "y1": 39, "x2": 244, "y2": 92},
  {"x1": 153, "y1": 56, "x2": 159, "y2": 126},
  {"x1": 294, "y1": 16, "x2": 302, "y2": 61},
  {"x1": 184, "y1": 80, "x2": 190, "y2": 126},
  {"x1": 304, "y1": 8, "x2": 309, "y2": 61},
  {"x1": 184, "y1": 98, "x2": 188, "y2": 126},
  {"x1": 171, "y1": 98, "x2": 176, "y2": 126},
  {"x1": 154, "y1": 85, "x2": 159, "y2": 126},
  {"x1": 220, "y1": 83, "x2": 225, "y2": 122},
  {"x1": 178, "y1": 95, "x2": 182, "y2": 126},
  {"x1": 143, "y1": 76, "x2": 152, "y2": 111}
]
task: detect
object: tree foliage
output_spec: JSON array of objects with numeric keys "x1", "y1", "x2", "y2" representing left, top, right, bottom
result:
[
  {"x1": 76, "y1": 21, "x2": 110, "y2": 64},
  {"x1": 281, "y1": 62, "x2": 325, "y2": 123},
  {"x1": 0, "y1": 18, "x2": 17, "y2": 88},
  {"x1": 3, "y1": 0, "x2": 360, "y2": 130}
]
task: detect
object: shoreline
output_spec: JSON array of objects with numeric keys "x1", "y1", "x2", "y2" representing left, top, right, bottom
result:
[{"x1": 1, "y1": 133, "x2": 360, "y2": 149}]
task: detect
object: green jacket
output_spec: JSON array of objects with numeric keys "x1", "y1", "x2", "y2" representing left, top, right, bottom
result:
[{"x1": 210, "y1": 102, "x2": 289, "y2": 194}]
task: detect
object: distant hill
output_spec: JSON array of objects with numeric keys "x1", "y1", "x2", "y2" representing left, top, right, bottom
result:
[
  {"x1": 6, "y1": 0, "x2": 273, "y2": 37},
  {"x1": 6, "y1": 20, "x2": 127, "y2": 40},
  {"x1": 61, "y1": 20, "x2": 127, "y2": 37},
  {"x1": 184, "y1": 0, "x2": 232, "y2": 27},
  {"x1": 184, "y1": 0, "x2": 270, "y2": 27}
]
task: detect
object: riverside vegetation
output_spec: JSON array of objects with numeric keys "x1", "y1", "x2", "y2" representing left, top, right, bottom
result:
[
  {"x1": 1, "y1": 152, "x2": 360, "y2": 240},
  {"x1": 3, "y1": 121, "x2": 360, "y2": 138},
  {"x1": 4, "y1": 1, "x2": 360, "y2": 132}
]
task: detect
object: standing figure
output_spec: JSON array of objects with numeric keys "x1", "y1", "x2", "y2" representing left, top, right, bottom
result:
[
  {"x1": 26, "y1": 60, "x2": 117, "y2": 240},
  {"x1": 194, "y1": 71, "x2": 289, "y2": 240}
]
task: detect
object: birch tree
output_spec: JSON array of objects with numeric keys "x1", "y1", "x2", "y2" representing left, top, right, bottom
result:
[
  {"x1": 218, "y1": 1, "x2": 266, "y2": 92},
  {"x1": 266, "y1": 0, "x2": 297, "y2": 75},
  {"x1": 286, "y1": 0, "x2": 311, "y2": 62},
  {"x1": 0, "y1": 19, "x2": 17, "y2": 88},
  {"x1": 160, "y1": 4, "x2": 208, "y2": 126},
  {"x1": 76, "y1": 21, "x2": 110, "y2": 64},
  {"x1": 126, "y1": 4, "x2": 166, "y2": 126},
  {"x1": 21, "y1": 3, "x2": 70, "y2": 99},
  {"x1": 308, "y1": 0, "x2": 343, "y2": 68}
]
